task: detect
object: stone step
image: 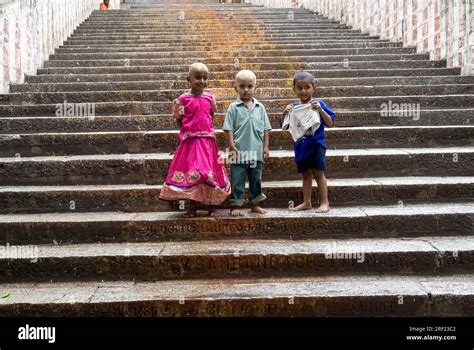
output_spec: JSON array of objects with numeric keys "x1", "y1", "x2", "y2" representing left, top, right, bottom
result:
[
  {"x1": 87, "y1": 9, "x2": 322, "y2": 15},
  {"x1": 2, "y1": 93, "x2": 472, "y2": 112},
  {"x1": 1, "y1": 236, "x2": 473, "y2": 282},
  {"x1": 92, "y1": 20, "x2": 334, "y2": 24},
  {"x1": 84, "y1": 21, "x2": 341, "y2": 27},
  {"x1": 68, "y1": 31, "x2": 370, "y2": 40},
  {"x1": 27, "y1": 69, "x2": 462, "y2": 84},
  {"x1": 1, "y1": 95, "x2": 472, "y2": 116},
  {"x1": 55, "y1": 42, "x2": 403, "y2": 54},
  {"x1": 67, "y1": 30, "x2": 376, "y2": 38},
  {"x1": 88, "y1": 17, "x2": 332, "y2": 22},
  {"x1": 70, "y1": 28, "x2": 360, "y2": 36},
  {"x1": 1, "y1": 177, "x2": 471, "y2": 214},
  {"x1": 0, "y1": 274, "x2": 472, "y2": 316},
  {"x1": 75, "y1": 23, "x2": 350, "y2": 31},
  {"x1": 84, "y1": 13, "x2": 334, "y2": 19},
  {"x1": 15, "y1": 76, "x2": 474, "y2": 93},
  {"x1": 84, "y1": 14, "x2": 339, "y2": 20},
  {"x1": 0, "y1": 147, "x2": 472, "y2": 186},
  {"x1": 0, "y1": 203, "x2": 472, "y2": 245},
  {"x1": 45, "y1": 54, "x2": 429, "y2": 68},
  {"x1": 124, "y1": 3, "x2": 260, "y2": 7},
  {"x1": 1, "y1": 126, "x2": 472, "y2": 157},
  {"x1": 7, "y1": 85, "x2": 473, "y2": 105},
  {"x1": 67, "y1": 34, "x2": 374, "y2": 43},
  {"x1": 63, "y1": 35, "x2": 382, "y2": 45},
  {"x1": 127, "y1": 4, "x2": 254, "y2": 7},
  {"x1": 58, "y1": 40, "x2": 394, "y2": 50},
  {"x1": 47, "y1": 48, "x2": 418, "y2": 62},
  {"x1": 79, "y1": 22, "x2": 345, "y2": 28},
  {"x1": 73, "y1": 28, "x2": 353, "y2": 36},
  {"x1": 124, "y1": 0, "x2": 242, "y2": 4},
  {"x1": 8, "y1": 85, "x2": 472, "y2": 102},
  {"x1": 37, "y1": 60, "x2": 447, "y2": 75},
  {"x1": 80, "y1": 16, "x2": 340, "y2": 21},
  {"x1": 61, "y1": 38, "x2": 387, "y2": 48},
  {"x1": 1, "y1": 109, "x2": 471, "y2": 133}
]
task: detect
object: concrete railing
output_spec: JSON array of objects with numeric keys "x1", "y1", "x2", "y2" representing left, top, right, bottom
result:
[
  {"x1": 244, "y1": 0, "x2": 474, "y2": 75},
  {"x1": 0, "y1": 0, "x2": 121, "y2": 93}
]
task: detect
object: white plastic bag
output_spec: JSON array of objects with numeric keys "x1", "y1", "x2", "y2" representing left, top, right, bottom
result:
[{"x1": 282, "y1": 103, "x2": 321, "y2": 142}]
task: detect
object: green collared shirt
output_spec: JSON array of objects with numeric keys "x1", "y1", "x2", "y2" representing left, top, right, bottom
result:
[{"x1": 223, "y1": 97, "x2": 272, "y2": 162}]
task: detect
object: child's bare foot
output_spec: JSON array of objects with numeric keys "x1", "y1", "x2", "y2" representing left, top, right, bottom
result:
[
  {"x1": 230, "y1": 208, "x2": 243, "y2": 216},
  {"x1": 184, "y1": 201, "x2": 197, "y2": 218},
  {"x1": 207, "y1": 207, "x2": 217, "y2": 217},
  {"x1": 291, "y1": 202, "x2": 312, "y2": 211},
  {"x1": 251, "y1": 206, "x2": 267, "y2": 214},
  {"x1": 315, "y1": 203, "x2": 330, "y2": 213},
  {"x1": 184, "y1": 208, "x2": 197, "y2": 218}
]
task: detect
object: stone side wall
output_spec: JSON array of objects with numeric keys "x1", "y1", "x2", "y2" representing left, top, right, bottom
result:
[
  {"x1": 245, "y1": 0, "x2": 473, "y2": 75},
  {"x1": 0, "y1": 0, "x2": 121, "y2": 93}
]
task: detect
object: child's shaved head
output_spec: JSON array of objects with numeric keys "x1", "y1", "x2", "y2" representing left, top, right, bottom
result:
[
  {"x1": 189, "y1": 62, "x2": 209, "y2": 75},
  {"x1": 293, "y1": 71, "x2": 316, "y2": 86},
  {"x1": 236, "y1": 70, "x2": 257, "y2": 84}
]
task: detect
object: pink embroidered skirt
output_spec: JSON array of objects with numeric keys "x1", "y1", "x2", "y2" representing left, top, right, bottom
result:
[{"x1": 160, "y1": 137, "x2": 230, "y2": 205}]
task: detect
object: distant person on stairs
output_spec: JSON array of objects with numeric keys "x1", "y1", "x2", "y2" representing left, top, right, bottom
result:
[
  {"x1": 100, "y1": 0, "x2": 112, "y2": 10},
  {"x1": 159, "y1": 63, "x2": 231, "y2": 218},
  {"x1": 281, "y1": 71, "x2": 336, "y2": 213},
  {"x1": 223, "y1": 70, "x2": 272, "y2": 216}
]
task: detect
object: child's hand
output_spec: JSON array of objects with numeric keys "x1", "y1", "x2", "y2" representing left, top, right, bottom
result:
[
  {"x1": 311, "y1": 101, "x2": 322, "y2": 111},
  {"x1": 229, "y1": 145, "x2": 239, "y2": 158},
  {"x1": 264, "y1": 147, "x2": 270, "y2": 160},
  {"x1": 282, "y1": 104, "x2": 293, "y2": 116},
  {"x1": 228, "y1": 146, "x2": 239, "y2": 164},
  {"x1": 172, "y1": 99, "x2": 183, "y2": 118},
  {"x1": 211, "y1": 97, "x2": 218, "y2": 113}
]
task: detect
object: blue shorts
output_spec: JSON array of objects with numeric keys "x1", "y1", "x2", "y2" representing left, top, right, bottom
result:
[{"x1": 296, "y1": 144, "x2": 326, "y2": 173}]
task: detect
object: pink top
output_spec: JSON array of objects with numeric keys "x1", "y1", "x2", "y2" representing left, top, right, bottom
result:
[{"x1": 177, "y1": 92, "x2": 215, "y2": 142}]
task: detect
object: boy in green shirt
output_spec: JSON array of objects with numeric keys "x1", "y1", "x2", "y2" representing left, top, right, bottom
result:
[{"x1": 223, "y1": 70, "x2": 272, "y2": 216}]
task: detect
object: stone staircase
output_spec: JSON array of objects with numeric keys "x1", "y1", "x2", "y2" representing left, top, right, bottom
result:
[{"x1": 0, "y1": 1, "x2": 473, "y2": 317}]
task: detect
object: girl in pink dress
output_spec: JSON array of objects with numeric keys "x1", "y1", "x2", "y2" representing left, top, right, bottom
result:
[{"x1": 160, "y1": 63, "x2": 230, "y2": 217}]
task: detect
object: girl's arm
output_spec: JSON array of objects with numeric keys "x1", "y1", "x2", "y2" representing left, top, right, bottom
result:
[{"x1": 172, "y1": 99, "x2": 183, "y2": 127}]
